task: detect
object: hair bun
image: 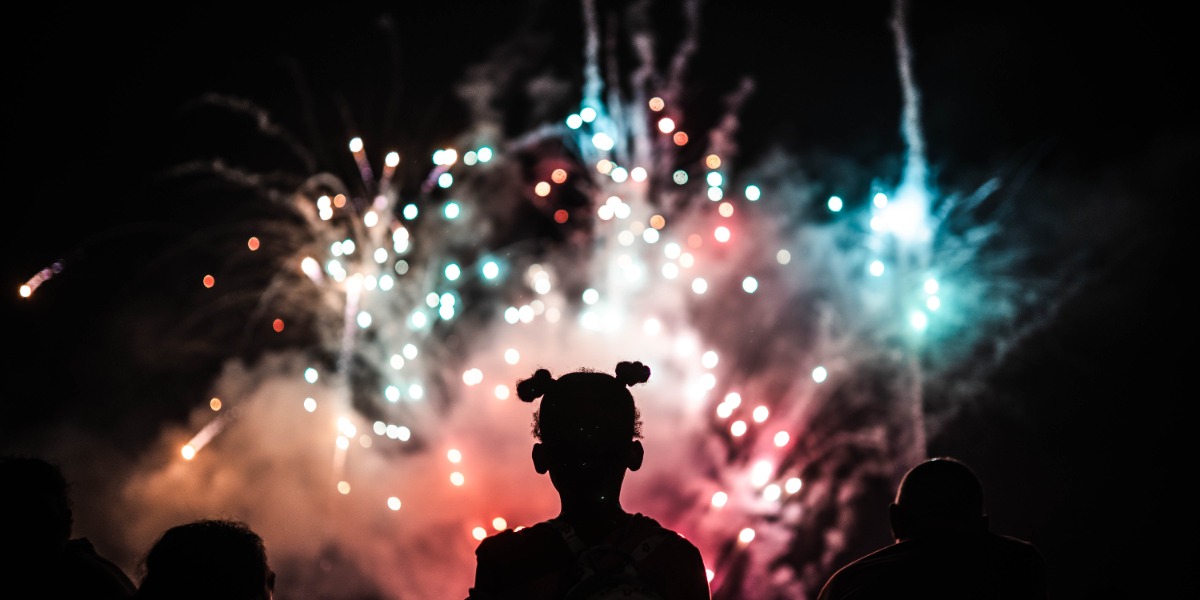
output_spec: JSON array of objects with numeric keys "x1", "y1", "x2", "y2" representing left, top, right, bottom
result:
[
  {"x1": 516, "y1": 368, "x2": 555, "y2": 402},
  {"x1": 614, "y1": 361, "x2": 651, "y2": 387}
]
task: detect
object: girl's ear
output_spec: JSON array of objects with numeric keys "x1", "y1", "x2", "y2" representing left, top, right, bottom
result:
[
  {"x1": 532, "y1": 443, "x2": 549, "y2": 474},
  {"x1": 627, "y1": 440, "x2": 644, "y2": 472}
]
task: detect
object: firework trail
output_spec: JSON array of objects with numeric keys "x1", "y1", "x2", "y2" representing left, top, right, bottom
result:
[{"x1": 16, "y1": 1, "x2": 1068, "y2": 599}]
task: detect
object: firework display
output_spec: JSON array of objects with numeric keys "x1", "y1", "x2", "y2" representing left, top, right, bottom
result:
[{"x1": 12, "y1": 2, "x2": 1122, "y2": 599}]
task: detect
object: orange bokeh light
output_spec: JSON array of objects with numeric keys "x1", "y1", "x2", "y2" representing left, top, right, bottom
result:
[
  {"x1": 202, "y1": 275, "x2": 215, "y2": 288},
  {"x1": 272, "y1": 318, "x2": 285, "y2": 332},
  {"x1": 554, "y1": 209, "x2": 569, "y2": 224}
]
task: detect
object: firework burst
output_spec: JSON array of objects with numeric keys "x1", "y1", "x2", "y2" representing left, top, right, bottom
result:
[{"x1": 17, "y1": 1, "x2": 1073, "y2": 599}]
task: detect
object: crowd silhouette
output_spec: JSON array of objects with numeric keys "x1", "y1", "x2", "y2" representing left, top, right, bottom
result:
[{"x1": 2, "y1": 365, "x2": 1049, "y2": 600}]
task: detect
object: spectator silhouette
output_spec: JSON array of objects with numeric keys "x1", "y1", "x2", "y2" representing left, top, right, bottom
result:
[
  {"x1": 134, "y1": 518, "x2": 274, "y2": 600},
  {"x1": 467, "y1": 361, "x2": 711, "y2": 600},
  {"x1": 0, "y1": 454, "x2": 136, "y2": 599},
  {"x1": 817, "y1": 456, "x2": 1047, "y2": 600}
]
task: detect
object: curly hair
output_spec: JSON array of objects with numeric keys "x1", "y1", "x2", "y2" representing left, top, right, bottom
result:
[{"x1": 136, "y1": 518, "x2": 273, "y2": 600}]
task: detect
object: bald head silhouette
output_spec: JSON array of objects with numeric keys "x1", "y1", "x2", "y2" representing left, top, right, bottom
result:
[
  {"x1": 889, "y1": 456, "x2": 987, "y2": 540},
  {"x1": 819, "y1": 456, "x2": 1046, "y2": 600}
]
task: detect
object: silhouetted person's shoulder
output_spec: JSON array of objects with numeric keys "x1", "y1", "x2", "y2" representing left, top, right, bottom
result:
[
  {"x1": 622, "y1": 513, "x2": 709, "y2": 600},
  {"x1": 469, "y1": 513, "x2": 708, "y2": 600},
  {"x1": 818, "y1": 530, "x2": 1046, "y2": 600},
  {"x1": 471, "y1": 520, "x2": 574, "y2": 598},
  {"x1": 60, "y1": 538, "x2": 139, "y2": 599}
]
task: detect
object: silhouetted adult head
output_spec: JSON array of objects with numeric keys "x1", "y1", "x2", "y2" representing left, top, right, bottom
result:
[
  {"x1": 888, "y1": 456, "x2": 987, "y2": 541},
  {"x1": 1, "y1": 455, "x2": 137, "y2": 598},
  {"x1": 517, "y1": 361, "x2": 650, "y2": 504},
  {"x1": 135, "y1": 518, "x2": 274, "y2": 600},
  {"x1": 0, "y1": 455, "x2": 74, "y2": 557}
]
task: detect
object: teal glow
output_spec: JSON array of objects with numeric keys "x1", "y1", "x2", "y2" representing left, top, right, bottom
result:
[
  {"x1": 482, "y1": 260, "x2": 500, "y2": 280},
  {"x1": 909, "y1": 311, "x2": 928, "y2": 331}
]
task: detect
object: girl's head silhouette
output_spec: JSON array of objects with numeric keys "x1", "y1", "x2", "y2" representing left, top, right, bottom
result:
[{"x1": 516, "y1": 361, "x2": 651, "y2": 506}]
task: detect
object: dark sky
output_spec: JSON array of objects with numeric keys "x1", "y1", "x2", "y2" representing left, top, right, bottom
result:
[{"x1": 3, "y1": 2, "x2": 1192, "y2": 598}]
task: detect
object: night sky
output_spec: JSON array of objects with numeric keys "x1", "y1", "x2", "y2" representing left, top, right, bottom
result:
[{"x1": 3, "y1": 2, "x2": 1191, "y2": 599}]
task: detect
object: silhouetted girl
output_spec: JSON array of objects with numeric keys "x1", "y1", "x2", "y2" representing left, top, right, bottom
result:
[{"x1": 467, "y1": 361, "x2": 710, "y2": 600}]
